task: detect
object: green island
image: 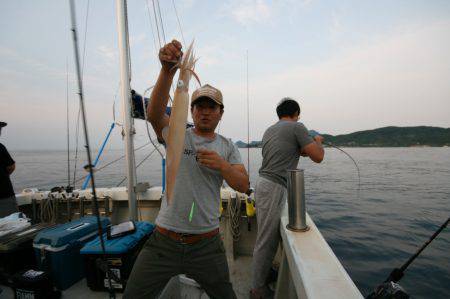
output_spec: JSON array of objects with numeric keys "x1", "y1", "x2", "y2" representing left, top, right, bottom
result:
[{"x1": 236, "y1": 126, "x2": 450, "y2": 148}]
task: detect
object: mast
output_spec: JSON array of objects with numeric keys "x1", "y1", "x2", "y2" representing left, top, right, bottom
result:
[{"x1": 115, "y1": 0, "x2": 138, "y2": 221}]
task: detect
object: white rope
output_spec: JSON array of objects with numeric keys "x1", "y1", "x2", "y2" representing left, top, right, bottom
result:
[{"x1": 228, "y1": 193, "x2": 241, "y2": 241}]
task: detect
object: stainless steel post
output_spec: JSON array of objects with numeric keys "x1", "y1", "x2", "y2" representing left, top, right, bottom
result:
[
  {"x1": 104, "y1": 196, "x2": 110, "y2": 216},
  {"x1": 286, "y1": 169, "x2": 309, "y2": 232},
  {"x1": 67, "y1": 196, "x2": 72, "y2": 222},
  {"x1": 80, "y1": 197, "x2": 85, "y2": 217}
]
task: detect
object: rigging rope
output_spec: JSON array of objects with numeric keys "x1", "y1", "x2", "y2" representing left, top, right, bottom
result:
[
  {"x1": 145, "y1": 0, "x2": 159, "y2": 58},
  {"x1": 143, "y1": 86, "x2": 164, "y2": 157},
  {"x1": 155, "y1": 0, "x2": 166, "y2": 44},
  {"x1": 81, "y1": 0, "x2": 90, "y2": 80},
  {"x1": 36, "y1": 142, "x2": 153, "y2": 189},
  {"x1": 151, "y1": 0, "x2": 163, "y2": 48},
  {"x1": 171, "y1": 0, "x2": 186, "y2": 46},
  {"x1": 116, "y1": 145, "x2": 161, "y2": 186}
]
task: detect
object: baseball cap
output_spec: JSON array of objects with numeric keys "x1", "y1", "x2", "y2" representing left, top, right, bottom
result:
[
  {"x1": 0, "y1": 122, "x2": 7, "y2": 128},
  {"x1": 191, "y1": 84, "x2": 223, "y2": 107}
]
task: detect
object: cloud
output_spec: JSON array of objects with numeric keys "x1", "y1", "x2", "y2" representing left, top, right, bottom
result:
[
  {"x1": 97, "y1": 45, "x2": 117, "y2": 62},
  {"x1": 0, "y1": 46, "x2": 65, "y2": 80},
  {"x1": 129, "y1": 33, "x2": 146, "y2": 46},
  {"x1": 330, "y1": 11, "x2": 343, "y2": 43},
  {"x1": 219, "y1": 19, "x2": 450, "y2": 140},
  {"x1": 228, "y1": 0, "x2": 271, "y2": 26}
]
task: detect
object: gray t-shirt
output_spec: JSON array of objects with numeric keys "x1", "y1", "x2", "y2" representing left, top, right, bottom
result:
[
  {"x1": 156, "y1": 127, "x2": 242, "y2": 233},
  {"x1": 259, "y1": 120, "x2": 313, "y2": 187}
]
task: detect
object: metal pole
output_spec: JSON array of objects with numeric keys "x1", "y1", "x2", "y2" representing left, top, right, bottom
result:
[
  {"x1": 286, "y1": 169, "x2": 309, "y2": 232},
  {"x1": 116, "y1": 0, "x2": 137, "y2": 221}
]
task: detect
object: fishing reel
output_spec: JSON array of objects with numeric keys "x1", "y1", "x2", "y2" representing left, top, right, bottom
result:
[{"x1": 366, "y1": 281, "x2": 409, "y2": 299}]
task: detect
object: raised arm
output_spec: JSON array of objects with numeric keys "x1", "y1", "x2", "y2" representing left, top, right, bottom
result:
[
  {"x1": 147, "y1": 40, "x2": 183, "y2": 140},
  {"x1": 221, "y1": 163, "x2": 249, "y2": 193},
  {"x1": 301, "y1": 135, "x2": 325, "y2": 163},
  {"x1": 196, "y1": 149, "x2": 249, "y2": 193}
]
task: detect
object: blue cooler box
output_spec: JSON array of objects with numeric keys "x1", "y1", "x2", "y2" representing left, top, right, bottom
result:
[
  {"x1": 80, "y1": 221, "x2": 155, "y2": 292},
  {"x1": 33, "y1": 216, "x2": 110, "y2": 290}
]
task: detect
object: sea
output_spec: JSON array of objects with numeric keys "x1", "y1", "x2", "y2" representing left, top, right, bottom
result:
[{"x1": 9, "y1": 147, "x2": 450, "y2": 298}]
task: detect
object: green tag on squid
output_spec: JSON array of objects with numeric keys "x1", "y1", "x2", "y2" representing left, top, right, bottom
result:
[{"x1": 189, "y1": 202, "x2": 195, "y2": 222}]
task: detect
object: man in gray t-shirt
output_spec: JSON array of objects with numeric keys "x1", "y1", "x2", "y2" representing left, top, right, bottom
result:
[
  {"x1": 124, "y1": 40, "x2": 248, "y2": 299},
  {"x1": 251, "y1": 98, "x2": 324, "y2": 298},
  {"x1": 156, "y1": 126, "x2": 242, "y2": 234}
]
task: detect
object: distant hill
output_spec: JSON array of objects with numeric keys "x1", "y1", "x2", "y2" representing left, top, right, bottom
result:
[
  {"x1": 236, "y1": 126, "x2": 450, "y2": 147},
  {"x1": 322, "y1": 126, "x2": 450, "y2": 147}
]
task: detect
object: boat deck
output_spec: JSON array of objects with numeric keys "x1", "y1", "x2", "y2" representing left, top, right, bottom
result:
[{"x1": 1, "y1": 256, "x2": 252, "y2": 299}]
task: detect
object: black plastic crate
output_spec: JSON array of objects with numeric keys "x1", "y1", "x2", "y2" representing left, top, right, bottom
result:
[
  {"x1": 0, "y1": 223, "x2": 55, "y2": 284},
  {"x1": 81, "y1": 221, "x2": 154, "y2": 292}
]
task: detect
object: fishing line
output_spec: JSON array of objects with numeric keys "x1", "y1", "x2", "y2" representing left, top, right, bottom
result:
[
  {"x1": 72, "y1": 0, "x2": 90, "y2": 189},
  {"x1": 72, "y1": 108, "x2": 81, "y2": 188},
  {"x1": 323, "y1": 141, "x2": 361, "y2": 197},
  {"x1": 66, "y1": 58, "x2": 71, "y2": 188},
  {"x1": 246, "y1": 50, "x2": 250, "y2": 177}
]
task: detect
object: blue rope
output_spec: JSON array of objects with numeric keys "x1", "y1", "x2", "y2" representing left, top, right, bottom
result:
[{"x1": 82, "y1": 122, "x2": 115, "y2": 189}]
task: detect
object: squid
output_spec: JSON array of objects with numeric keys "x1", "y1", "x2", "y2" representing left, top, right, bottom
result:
[{"x1": 165, "y1": 41, "x2": 196, "y2": 205}]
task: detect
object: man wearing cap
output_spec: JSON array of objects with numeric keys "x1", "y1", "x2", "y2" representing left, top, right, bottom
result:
[
  {"x1": 0, "y1": 122, "x2": 18, "y2": 218},
  {"x1": 124, "y1": 40, "x2": 249, "y2": 299},
  {"x1": 250, "y1": 98, "x2": 324, "y2": 298}
]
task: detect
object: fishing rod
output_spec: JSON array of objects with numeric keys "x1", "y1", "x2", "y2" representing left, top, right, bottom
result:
[
  {"x1": 367, "y1": 217, "x2": 449, "y2": 298},
  {"x1": 69, "y1": 1, "x2": 116, "y2": 297}
]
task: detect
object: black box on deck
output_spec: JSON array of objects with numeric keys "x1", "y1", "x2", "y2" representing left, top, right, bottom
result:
[
  {"x1": 12, "y1": 269, "x2": 60, "y2": 299},
  {"x1": 0, "y1": 222, "x2": 55, "y2": 284},
  {"x1": 80, "y1": 221, "x2": 154, "y2": 292}
]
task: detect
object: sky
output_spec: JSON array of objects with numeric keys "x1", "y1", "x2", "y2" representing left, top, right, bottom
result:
[{"x1": 1, "y1": 0, "x2": 450, "y2": 150}]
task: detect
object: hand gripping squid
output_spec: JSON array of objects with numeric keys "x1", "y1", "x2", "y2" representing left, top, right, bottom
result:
[{"x1": 165, "y1": 41, "x2": 199, "y2": 205}]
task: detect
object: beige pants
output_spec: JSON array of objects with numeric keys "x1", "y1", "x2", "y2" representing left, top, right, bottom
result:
[{"x1": 251, "y1": 176, "x2": 286, "y2": 289}]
